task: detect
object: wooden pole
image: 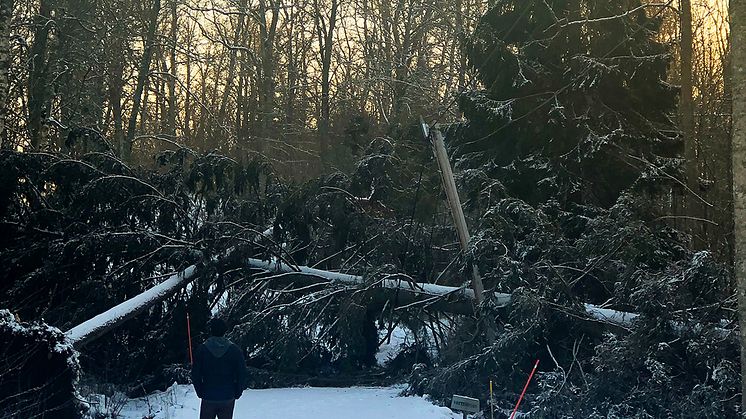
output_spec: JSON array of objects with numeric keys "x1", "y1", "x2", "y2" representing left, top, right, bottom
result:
[{"x1": 421, "y1": 119, "x2": 485, "y2": 304}]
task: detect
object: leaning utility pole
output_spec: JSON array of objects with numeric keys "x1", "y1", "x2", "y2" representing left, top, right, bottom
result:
[{"x1": 421, "y1": 118, "x2": 485, "y2": 304}]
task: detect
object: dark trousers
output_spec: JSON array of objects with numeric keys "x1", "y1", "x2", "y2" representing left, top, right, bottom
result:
[{"x1": 199, "y1": 400, "x2": 235, "y2": 419}]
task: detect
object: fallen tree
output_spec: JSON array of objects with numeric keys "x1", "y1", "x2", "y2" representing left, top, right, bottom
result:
[
  {"x1": 65, "y1": 229, "x2": 277, "y2": 348},
  {"x1": 247, "y1": 258, "x2": 639, "y2": 327},
  {"x1": 64, "y1": 253, "x2": 647, "y2": 349},
  {"x1": 66, "y1": 265, "x2": 198, "y2": 348}
]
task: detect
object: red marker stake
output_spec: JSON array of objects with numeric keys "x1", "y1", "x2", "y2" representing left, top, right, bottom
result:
[
  {"x1": 186, "y1": 312, "x2": 194, "y2": 365},
  {"x1": 509, "y1": 359, "x2": 539, "y2": 419}
]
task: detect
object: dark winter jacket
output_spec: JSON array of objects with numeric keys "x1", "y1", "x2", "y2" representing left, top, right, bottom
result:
[{"x1": 191, "y1": 337, "x2": 248, "y2": 402}]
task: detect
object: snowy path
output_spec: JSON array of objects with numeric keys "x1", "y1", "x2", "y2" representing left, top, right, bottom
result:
[{"x1": 118, "y1": 384, "x2": 461, "y2": 419}]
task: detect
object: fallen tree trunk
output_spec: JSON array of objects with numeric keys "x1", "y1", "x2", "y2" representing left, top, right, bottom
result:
[
  {"x1": 246, "y1": 258, "x2": 638, "y2": 327},
  {"x1": 62, "y1": 253, "x2": 645, "y2": 350},
  {"x1": 248, "y1": 267, "x2": 479, "y2": 315},
  {"x1": 65, "y1": 265, "x2": 198, "y2": 348},
  {"x1": 61, "y1": 253, "x2": 692, "y2": 351},
  {"x1": 64, "y1": 228, "x2": 277, "y2": 349}
]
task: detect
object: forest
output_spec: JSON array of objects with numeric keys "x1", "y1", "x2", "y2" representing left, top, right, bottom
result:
[{"x1": 1, "y1": 0, "x2": 745, "y2": 417}]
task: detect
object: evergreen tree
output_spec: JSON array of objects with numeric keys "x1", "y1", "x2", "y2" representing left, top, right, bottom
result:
[
  {"x1": 457, "y1": 0, "x2": 678, "y2": 207},
  {"x1": 402, "y1": 2, "x2": 740, "y2": 416}
]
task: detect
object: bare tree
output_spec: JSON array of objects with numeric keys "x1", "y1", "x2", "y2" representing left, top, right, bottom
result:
[
  {"x1": 124, "y1": 0, "x2": 162, "y2": 160},
  {"x1": 314, "y1": 0, "x2": 338, "y2": 162},
  {"x1": 27, "y1": 0, "x2": 53, "y2": 149},
  {"x1": 257, "y1": 0, "x2": 280, "y2": 139},
  {"x1": 167, "y1": 0, "x2": 178, "y2": 137},
  {"x1": 14, "y1": 0, "x2": 486, "y2": 162},
  {"x1": 680, "y1": 0, "x2": 703, "y2": 247}
]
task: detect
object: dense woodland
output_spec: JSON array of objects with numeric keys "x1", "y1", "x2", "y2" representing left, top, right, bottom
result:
[{"x1": 1, "y1": 0, "x2": 745, "y2": 417}]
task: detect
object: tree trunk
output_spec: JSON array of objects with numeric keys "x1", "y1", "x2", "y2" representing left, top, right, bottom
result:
[
  {"x1": 185, "y1": 25, "x2": 192, "y2": 141},
  {"x1": 28, "y1": 0, "x2": 53, "y2": 150},
  {"x1": 0, "y1": 0, "x2": 13, "y2": 148},
  {"x1": 455, "y1": 0, "x2": 466, "y2": 91},
  {"x1": 316, "y1": 0, "x2": 338, "y2": 164},
  {"x1": 167, "y1": 0, "x2": 178, "y2": 137},
  {"x1": 217, "y1": 0, "x2": 247, "y2": 125},
  {"x1": 236, "y1": 56, "x2": 245, "y2": 149},
  {"x1": 245, "y1": 258, "x2": 639, "y2": 328},
  {"x1": 257, "y1": 0, "x2": 279, "y2": 145},
  {"x1": 57, "y1": 0, "x2": 103, "y2": 146},
  {"x1": 109, "y1": 52, "x2": 125, "y2": 153},
  {"x1": 284, "y1": 6, "x2": 296, "y2": 127},
  {"x1": 680, "y1": 0, "x2": 702, "y2": 248},
  {"x1": 124, "y1": 0, "x2": 161, "y2": 160},
  {"x1": 729, "y1": 0, "x2": 746, "y2": 410},
  {"x1": 66, "y1": 265, "x2": 199, "y2": 347},
  {"x1": 723, "y1": 37, "x2": 735, "y2": 266}
]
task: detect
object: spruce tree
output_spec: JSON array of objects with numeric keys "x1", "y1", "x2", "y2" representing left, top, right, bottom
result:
[{"x1": 457, "y1": 0, "x2": 677, "y2": 207}]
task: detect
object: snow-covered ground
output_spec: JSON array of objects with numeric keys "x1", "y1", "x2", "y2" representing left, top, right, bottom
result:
[
  {"x1": 376, "y1": 326, "x2": 409, "y2": 366},
  {"x1": 115, "y1": 384, "x2": 460, "y2": 419},
  {"x1": 102, "y1": 324, "x2": 456, "y2": 418}
]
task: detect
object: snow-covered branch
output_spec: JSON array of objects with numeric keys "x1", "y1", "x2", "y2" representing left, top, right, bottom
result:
[
  {"x1": 246, "y1": 258, "x2": 636, "y2": 327},
  {"x1": 65, "y1": 265, "x2": 198, "y2": 348}
]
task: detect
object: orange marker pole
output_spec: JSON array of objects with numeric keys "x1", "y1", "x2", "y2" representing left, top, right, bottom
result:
[
  {"x1": 509, "y1": 359, "x2": 539, "y2": 419},
  {"x1": 186, "y1": 312, "x2": 194, "y2": 365}
]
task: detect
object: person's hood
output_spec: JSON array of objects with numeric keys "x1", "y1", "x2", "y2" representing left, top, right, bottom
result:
[{"x1": 204, "y1": 336, "x2": 232, "y2": 358}]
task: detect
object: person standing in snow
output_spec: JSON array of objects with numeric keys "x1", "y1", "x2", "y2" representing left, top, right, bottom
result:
[{"x1": 191, "y1": 318, "x2": 248, "y2": 419}]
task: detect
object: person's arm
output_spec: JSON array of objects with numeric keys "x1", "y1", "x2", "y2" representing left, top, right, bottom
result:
[
  {"x1": 233, "y1": 345, "x2": 249, "y2": 399},
  {"x1": 191, "y1": 346, "x2": 205, "y2": 399}
]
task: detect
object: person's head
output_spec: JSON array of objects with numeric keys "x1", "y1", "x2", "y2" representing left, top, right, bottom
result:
[{"x1": 207, "y1": 317, "x2": 228, "y2": 337}]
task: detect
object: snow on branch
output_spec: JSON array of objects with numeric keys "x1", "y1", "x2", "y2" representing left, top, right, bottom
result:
[
  {"x1": 64, "y1": 228, "x2": 276, "y2": 349},
  {"x1": 246, "y1": 258, "x2": 634, "y2": 327},
  {"x1": 553, "y1": 3, "x2": 675, "y2": 29},
  {"x1": 62, "y1": 253, "x2": 644, "y2": 351},
  {"x1": 584, "y1": 304, "x2": 639, "y2": 325},
  {"x1": 65, "y1": 265, "x2": 198, "y2": 348}
]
